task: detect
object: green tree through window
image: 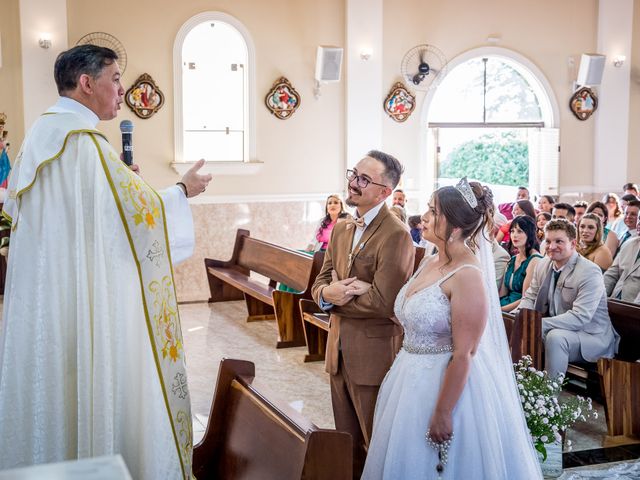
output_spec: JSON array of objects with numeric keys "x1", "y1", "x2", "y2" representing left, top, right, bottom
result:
[{"x1": 439, "y1": 131, "x2": 529, "y2": 186}]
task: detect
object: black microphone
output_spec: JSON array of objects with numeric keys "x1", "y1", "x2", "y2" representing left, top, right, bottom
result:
[{"x1": 120, "y1": 120, "x2": 134, "y2": 166}]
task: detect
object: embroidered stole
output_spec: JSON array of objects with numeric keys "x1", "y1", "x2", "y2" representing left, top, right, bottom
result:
[{"x1": 90, "y1": 134, "x2": 193, "y2": 479}]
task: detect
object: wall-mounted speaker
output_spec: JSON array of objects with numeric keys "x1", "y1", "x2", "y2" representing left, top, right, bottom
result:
[
  {"x1": 576, "y1": 53, "x2": 606, "y2": 87},
  {"x1": 315, "y1": 46, "x2": 343, "y2": 83}
]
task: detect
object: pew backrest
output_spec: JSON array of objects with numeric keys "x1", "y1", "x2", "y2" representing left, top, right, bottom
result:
[
  {"x1": 193, "y1": 358, "x2": 352, "y2": 480},
  {"x1": 607, "y1": 299, "x2": 640, "y2": 362},
  {"x1": 236, "y1": 236, "x2": 314, "y2": 293}
]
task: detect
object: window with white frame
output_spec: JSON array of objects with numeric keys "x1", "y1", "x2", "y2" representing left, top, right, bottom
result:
[
  {"x1": 174, "y1": 12, "x2": 254, "y2": 163},
  {"x1": 426, "y1": 54, "x2": 559, "y2": 203}
]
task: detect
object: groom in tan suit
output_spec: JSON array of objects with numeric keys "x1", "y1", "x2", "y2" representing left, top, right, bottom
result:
[{"x1": 312, "y1": 151, "x2": 414, "y2": 478}]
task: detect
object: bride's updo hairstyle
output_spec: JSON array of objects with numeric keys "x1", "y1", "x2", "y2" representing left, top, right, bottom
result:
[{"x1": 432, "y1": 181, "x2": 495, "y2": 263}]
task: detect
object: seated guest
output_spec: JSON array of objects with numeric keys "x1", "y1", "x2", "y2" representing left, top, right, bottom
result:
[
  {"x1": 552, "y1": 202, "x2": 576, "y2": 222},
  {"x1": 498, "y1": 186, "x2": 530, "y2": 220},
  {"x1": 538, "y1": 194, "x2": 555, "y2": 214},
  {"x1": 623, "y1": 182, "x2": 639, "y2": 197},
  {"x1": 604, "y1": 217, "x2": 640, "y2": 302},
  {"x1": 500, "y1": 216, "x2": 542, "y2": 312},
  {"x1": 577, "y1": 213, "x2": 613, "y2": 271},
  {"x1": 613, "y1": 199, "x2": 640, "y2": 258},
  {"x1": 496, "y1": 199, "x2": 537, "y2": 245},
  {"x1": 493, "y1": 212, "x2": 511, "y2": 290},
  {"x1": 536, "y1": 211, "x2": 552, "y2": 248},
  {"x1": 587, "y1": 201, "x2": 620, "y2": 255},
  {"x1": 603, "y1": 192, "x2": 626, "y2": 237},
  {"x1": 573, "y1": 200, "x2": 588, "y2": 224},
  {"x1": 408, "y1": 214, "x2": 423, "y2": 244},
  {"x1": 306, "y1": 194, "x2": 347, "y2": 252},
  {"x1": 392, "y1": 188, "x2": 406, "y2": 208},
  {"x1": 389, "y1": 205, "x2": 409, "y2": 230},
  {"x1": 519, "y1": 219, "x2": 618, "y2": 378},
  {"x1": 621, "y1": 193, "x2": 639, "y2": 212}
]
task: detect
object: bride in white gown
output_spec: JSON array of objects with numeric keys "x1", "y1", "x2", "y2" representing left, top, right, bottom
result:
[{"x1": 362, "y1": 179, "x2": 542, "y2": 479}]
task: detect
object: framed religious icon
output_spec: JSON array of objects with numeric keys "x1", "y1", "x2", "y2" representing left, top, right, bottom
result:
[
  {"x1": 265, "y1": 77, "x2": 300, "y2": 120},
  {"x1": 125, "y1": 73, "x2": 165, "y2": 119},
  {"x1": 384, "y1": 82, "x2": 416, "y2": 122},
  {"x1": 569, "y1": 86, "x2": 598, "y2": 121}
]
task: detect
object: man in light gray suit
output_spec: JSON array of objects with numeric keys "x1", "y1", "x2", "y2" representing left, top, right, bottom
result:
[
  {"x1": 604, "y1": 232, "x2": 640, "y2": 303},
  {"x1": 519, "y1": 219, "x2": 618, "y2": 377}
]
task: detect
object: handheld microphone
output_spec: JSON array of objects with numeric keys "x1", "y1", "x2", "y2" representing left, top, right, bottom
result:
[{"x1": 120, "y1": 120, "x2": 134, "y2": 166}]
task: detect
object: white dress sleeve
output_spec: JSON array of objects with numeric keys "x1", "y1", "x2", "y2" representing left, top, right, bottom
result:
[{"x1": 159, "y1": 185, "x2": 194, "y2": 265}]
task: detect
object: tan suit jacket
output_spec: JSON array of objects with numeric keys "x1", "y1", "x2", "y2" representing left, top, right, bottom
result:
[
  {"x1": 311, "y1": 204, "x2": 414, "y2": 386},
  {"x1": 519, "y1": 252, "x2": 618, "y2": 361},
  {"x1": 604, "y1": 236, "x2": 640, "y2": 302}
]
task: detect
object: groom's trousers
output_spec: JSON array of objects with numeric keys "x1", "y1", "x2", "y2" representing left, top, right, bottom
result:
[{"x1": 331, "y1": 352, "x2": 380, "y2": 480}]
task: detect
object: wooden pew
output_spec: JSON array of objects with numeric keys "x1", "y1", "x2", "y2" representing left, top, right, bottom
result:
[
  {"x1": 300, "y1": 299, "x2": 329, "y2": 363},
  {"x1": 597, "y1": 300, "x2": 640, "y2": 440},
  {"x1": 193, "y1": 358, "x2": 352, "y2": 479},
  {"x1": 598, "y1": 358, "x2": 640, "y2": 441},
  {"x1": 508, "y1": 308, "x2": 544, "y2": 370},
  {"x1": 204, "y1": 229, "x2": 315, "y2": 348},
  {"x1": 299, "y1": 246, "x2": 425, "y2": 363},
  {"x1": 502, "y1": 311, "x2": 515, "y2": 345}
]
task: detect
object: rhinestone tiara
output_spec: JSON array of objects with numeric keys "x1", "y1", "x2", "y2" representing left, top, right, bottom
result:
[{"x1": 455, "y1": 177, "x2": 478, "y2": 209}]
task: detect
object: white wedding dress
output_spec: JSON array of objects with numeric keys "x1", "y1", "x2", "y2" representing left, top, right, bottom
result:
[{"x1": 362, "y1": 246, "x2": 542, "y2": 479}]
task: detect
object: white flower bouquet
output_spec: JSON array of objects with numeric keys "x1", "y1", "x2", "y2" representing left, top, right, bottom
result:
[{"x1": 514, "y1": 355, "x2": 597, "y2": 460}]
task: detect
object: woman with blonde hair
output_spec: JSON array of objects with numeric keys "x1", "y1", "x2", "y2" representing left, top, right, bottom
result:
[
  {"x1": 586, "y1": 201, "x2": 619, "y2": 256},
  {"x1": 577, "y1": 213, "x2": 613, "y2": 271}
]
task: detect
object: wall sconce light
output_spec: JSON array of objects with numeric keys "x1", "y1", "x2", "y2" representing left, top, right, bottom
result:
[
  {"x1": 360, "y1": 48, "x2": 372, "y2": 61},
  {"x1": 612, "y1": 55, "x2": 626, "y2": 68},
  {"x1": 38, "y1": 33, "x2": 52, "y2": 49}
]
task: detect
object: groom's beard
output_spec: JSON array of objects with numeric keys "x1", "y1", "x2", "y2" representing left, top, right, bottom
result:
[{"x1": 346, "y1": 187, "x2": 362, "y2": 207}]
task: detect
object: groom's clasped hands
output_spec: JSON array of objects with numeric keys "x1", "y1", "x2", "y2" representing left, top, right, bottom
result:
[{"x1": 321, "y1": 270, "x2": 371, "y2": 306}]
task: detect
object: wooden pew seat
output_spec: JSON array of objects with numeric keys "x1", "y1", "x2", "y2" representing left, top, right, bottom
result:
[
  {"x1": 193, "y1": 358, "x2": 352, "y2": 479},
  {"x1": 205, "y1": 229, "x2": 317, "y2": 348}
]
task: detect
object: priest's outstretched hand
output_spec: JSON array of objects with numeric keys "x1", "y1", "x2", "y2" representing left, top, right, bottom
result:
[{"x1": 180, "y1": 159, "x2": 212, "y2": 198}]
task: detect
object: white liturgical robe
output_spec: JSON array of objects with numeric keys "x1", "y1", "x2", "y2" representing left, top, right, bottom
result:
[{"x1": 0, "y1": 98, "x2": 194, "y2": 479}]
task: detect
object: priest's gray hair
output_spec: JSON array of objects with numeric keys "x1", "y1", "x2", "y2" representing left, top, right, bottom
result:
[{"x1": 54, "y1": 45, "x2": 119, "y2": 95}]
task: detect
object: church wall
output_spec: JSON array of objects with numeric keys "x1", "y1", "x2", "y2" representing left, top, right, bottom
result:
[
  {"x1": 66, "y1": 0, "x2": 346, "y2": 198},
  {"x1": 381, "y1": 0, "x2": 600, "y2": 200},
  {"x1": 0, "y1": 0, "x2": 25, "y2": 158},
  {"x1": 65, "y1": 0, "x2": 345, "y2": 301},
  {"x1": 628, "y1": 0, "x2": 640, "y2": 184}
]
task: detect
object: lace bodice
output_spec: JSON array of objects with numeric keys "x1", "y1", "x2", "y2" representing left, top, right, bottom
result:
[{"x1": 394, "y1": 264, "x2": 480, "y2": 351}]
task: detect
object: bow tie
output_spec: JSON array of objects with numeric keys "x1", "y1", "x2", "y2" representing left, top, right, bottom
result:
[{"x1": 347, "y1": 217, "x2": 366, "y2": 229}]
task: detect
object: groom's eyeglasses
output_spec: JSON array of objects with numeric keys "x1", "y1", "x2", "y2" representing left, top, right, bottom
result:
[{"x1": 346, "y1": 169, "x2": 388, "y2": 189}]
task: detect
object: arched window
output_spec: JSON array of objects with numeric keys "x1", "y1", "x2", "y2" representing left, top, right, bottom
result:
[
  {"x1": 173, "y1": 12, "x2": 256, "y2": 168},
  {"x1": 423, "y1": 49, "x2": 559, "y2": 203}
]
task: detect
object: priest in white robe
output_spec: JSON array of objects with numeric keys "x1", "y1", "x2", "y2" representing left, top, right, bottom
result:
[{"x1": 0, "y1": 45, "x2": 211, "y2": 479}]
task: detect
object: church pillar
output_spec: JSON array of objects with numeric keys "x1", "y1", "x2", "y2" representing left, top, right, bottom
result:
[
  {"x1": 19, "y1": 0, "x2": 68, "y2": 130},
  {"x1": 593, "y1": 0, "x2": 633, "y2": 193},
  {"x1": 345, "y1": 0, "x2": 383, "y2": 168}
]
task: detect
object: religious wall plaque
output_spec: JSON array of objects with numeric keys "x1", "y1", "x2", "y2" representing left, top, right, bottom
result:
[
  {"x1": 125, "y1": 73, "x2": 165, "y2": 119},
  {"x1": 265, "y1": 77, "x2": 300, "y2": 120},
  {"x1": 569, "y1": 86, "x2": 597, "y2": 121},
  {"x1": 384, "y1": 82, "x2": 416, "y2": 123}
]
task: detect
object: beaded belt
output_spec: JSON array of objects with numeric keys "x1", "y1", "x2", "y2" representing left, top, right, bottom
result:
[{"x1": 402, "y1": 343, "x2": 453, "y2": 355}]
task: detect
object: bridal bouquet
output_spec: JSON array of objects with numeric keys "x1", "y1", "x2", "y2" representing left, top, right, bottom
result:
[{"x1": 514, "y1": 356, "x2": 597, "y2": 460}]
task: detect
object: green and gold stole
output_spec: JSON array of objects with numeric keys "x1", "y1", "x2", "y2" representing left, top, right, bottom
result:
[{"x1": 89, "y1": 132, "x2": 193, "y2": 479}]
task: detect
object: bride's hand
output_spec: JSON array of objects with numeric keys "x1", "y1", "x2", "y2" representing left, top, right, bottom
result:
[
  {"x1": 345, "y1": 279, "x2": 371, "y2": 296},
  {"x1": 427, "y1": 411, "x2": 453, "y2": 443}
]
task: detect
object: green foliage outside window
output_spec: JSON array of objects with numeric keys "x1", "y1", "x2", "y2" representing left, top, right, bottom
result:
[{"x1": 439, "y1": 131, "x2": 529, "y2": 186}]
